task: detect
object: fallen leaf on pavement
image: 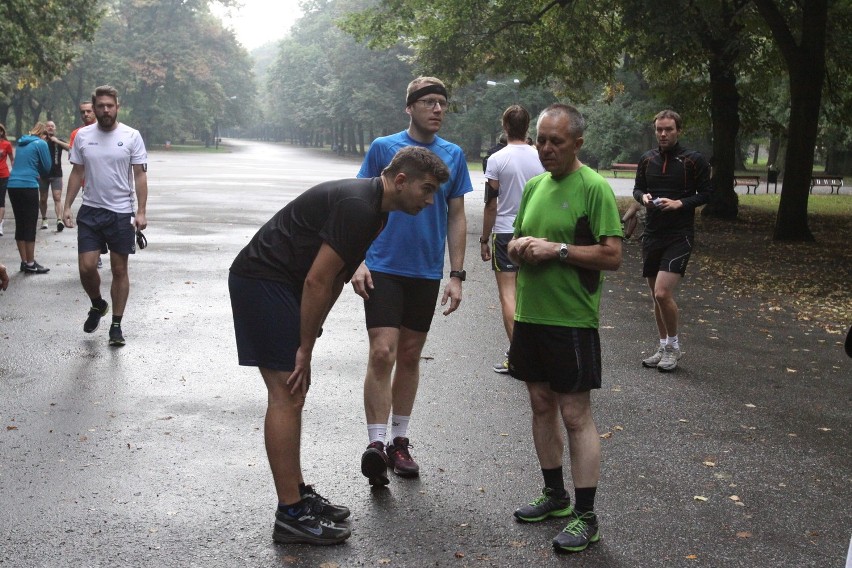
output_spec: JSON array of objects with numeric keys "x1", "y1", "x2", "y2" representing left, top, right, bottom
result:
[
  {"x1": 694, "y1": 496, "x2": 708, "y2": 502},
  {"x1": 736, "y1": 531, "x2": 752, "y2": 538}
]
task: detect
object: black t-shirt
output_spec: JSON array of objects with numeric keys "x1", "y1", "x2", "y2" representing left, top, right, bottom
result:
[
  {"x1": 230, "y1": 177, "x2": 387, "y2": 293},
  {"x1": 47, "y1": 139, "x2": 65, "y2": 178}
]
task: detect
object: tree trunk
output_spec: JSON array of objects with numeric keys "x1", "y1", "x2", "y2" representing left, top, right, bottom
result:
[
  {"x1": 702, "y1": 47, "x2": 740, "y2": 220},
  {"x1": 752, "y1": 142, "x2": 759, "y2": 165},
  {"x1": 753, "y1": 0, "x2": 828, "y2": 242}
]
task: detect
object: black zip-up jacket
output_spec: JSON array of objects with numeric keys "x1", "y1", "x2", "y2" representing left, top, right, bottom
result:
[{"x1": 632, "y1": 142, "x2": 712, "y2": 237}]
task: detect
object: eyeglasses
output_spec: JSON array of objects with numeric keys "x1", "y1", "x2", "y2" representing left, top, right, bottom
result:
[{"x1": 415, "y1": 98, "x2": 449, "y2": 110}]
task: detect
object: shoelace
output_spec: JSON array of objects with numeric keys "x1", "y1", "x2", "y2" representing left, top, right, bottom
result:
[{"x1": 562, "y1": 513, "x2": 593, "y2": 536}]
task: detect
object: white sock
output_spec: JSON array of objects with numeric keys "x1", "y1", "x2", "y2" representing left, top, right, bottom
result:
[
  {"x1": 367, "y1": 424, "x2": 387, "y2": 445},
  {"x1": 668, "y1": 335, "x2": 680, "y2": 350},
  {"x1": 389, "y1": 414, "x2": 410, "y2": 442},
  {"x1": 659, "y1": 338, "x2": 667, "y2": 349}
]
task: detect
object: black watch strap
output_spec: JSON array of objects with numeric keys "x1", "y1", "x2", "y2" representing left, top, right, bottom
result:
[{"x1": 449, "y1": 270, "x2": 466, "y2": 281}]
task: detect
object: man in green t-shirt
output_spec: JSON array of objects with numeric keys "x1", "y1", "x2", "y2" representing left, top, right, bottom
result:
[{"x1": 507, "y1": 103, "x2": 623, "y2": 554}]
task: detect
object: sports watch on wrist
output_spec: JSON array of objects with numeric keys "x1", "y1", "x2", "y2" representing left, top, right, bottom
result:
[
  {"x1": 449, "y1": 270, "x2": 466, "y2": 281},
  {"x1": 559, "y1": 243, "x2": 569, "y2": 262}
]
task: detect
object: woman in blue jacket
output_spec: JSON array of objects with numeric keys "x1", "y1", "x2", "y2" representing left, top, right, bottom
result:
[{"x1": 8, "y1": 123, "x2": 52, "y2": 274}]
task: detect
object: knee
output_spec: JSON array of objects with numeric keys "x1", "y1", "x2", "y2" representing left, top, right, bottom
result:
[
  {"x1": 653, "y1": 288, "x2": 672, "y2": 304},
  {"x1": 368, "y1": 342, "x2": 397, "y2": 374}
]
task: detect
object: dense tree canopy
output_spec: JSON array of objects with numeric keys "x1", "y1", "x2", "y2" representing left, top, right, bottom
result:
[{"x1": 0, "y1": 0, "x2": 101, "y2": 79}]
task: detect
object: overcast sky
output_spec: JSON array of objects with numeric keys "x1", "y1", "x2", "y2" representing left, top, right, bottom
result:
[{"x1": 212, "y1": 0, "x2": 304, "y2": 51}]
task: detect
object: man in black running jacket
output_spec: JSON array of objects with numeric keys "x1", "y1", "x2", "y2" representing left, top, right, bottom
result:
[{"x1": 632, "y1": 109, "x2": 712, "y2": 373}]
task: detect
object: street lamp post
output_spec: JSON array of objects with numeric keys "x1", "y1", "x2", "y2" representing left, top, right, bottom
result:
[{"x1": 485, "y1": 79, "x2": 521, "y2": 103}]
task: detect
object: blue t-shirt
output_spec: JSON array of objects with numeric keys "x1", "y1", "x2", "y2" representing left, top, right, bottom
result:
[{"x1": 357, "y1": 131, "x2": 473, "y2": 279}]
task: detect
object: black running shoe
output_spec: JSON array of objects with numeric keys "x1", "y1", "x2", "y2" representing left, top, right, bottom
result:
[
  {"x1": 57, "y1": 219, "x2": 64, "y2": 232},
  {"x1": 300, "y1": 485, "x2": 350, "y2": 522},
  {"x1": 109, "y1": 323, "x2": 125, "y2": 347},
  {"x1": 272, "y1": 508, "x2": 351, "y2": 545},
  {"x1": 361, "y1": 441, "x2": 390, "y2": 486},
  {"x1": 84, "y1": 302, "x2": 109, "y2": 333},
  {"x1": 22, "y1": 261, "x2": 49, "y2": 274}
]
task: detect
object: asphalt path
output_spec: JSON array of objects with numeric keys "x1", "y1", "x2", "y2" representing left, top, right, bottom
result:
[{"x1": 0, "y1": 139, "x2": 849, "y2": 567}]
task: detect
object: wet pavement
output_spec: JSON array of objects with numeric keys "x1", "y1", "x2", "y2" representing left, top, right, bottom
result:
[{"x1": 0, "y1": 139, "x2": 849, "y2": 567}]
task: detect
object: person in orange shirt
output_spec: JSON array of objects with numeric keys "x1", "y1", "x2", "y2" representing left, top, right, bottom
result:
[{"x1": 0, "y1": 123, "x2": 14, "y2": 237}]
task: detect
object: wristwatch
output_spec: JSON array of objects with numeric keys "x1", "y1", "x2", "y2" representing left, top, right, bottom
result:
[
  {"x1": 479, "y1": 236, "x2": 489, "y2": 244},
  {"x1": 559, "y1": 243, "x2": 570, "y2": 262},
  {"x1": 449, "y1": 270, "x2": 466, "y2": 281}
]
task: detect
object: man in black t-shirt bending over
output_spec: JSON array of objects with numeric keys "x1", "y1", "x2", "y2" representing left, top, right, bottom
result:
[{"x1": 228, "y1": 146, "x2": 448, "y2": 546}]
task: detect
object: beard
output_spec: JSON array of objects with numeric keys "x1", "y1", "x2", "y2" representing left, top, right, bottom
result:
[{"x1": 96, "y1": 114, "x2": 116, "y2": 129}]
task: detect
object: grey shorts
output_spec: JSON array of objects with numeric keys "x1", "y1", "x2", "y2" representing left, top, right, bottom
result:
[{"x1": 76, "y1": 205, "x2": 136, "y2": 255}]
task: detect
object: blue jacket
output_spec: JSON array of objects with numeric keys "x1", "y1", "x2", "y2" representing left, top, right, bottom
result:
[{"x1": 8, "y1": 135, "x2": 51, "y2": 189}]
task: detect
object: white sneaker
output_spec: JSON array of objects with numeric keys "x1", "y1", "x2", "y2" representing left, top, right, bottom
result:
[
  {"x1": 642, "y1": 345, "x2": 666, "y2": 368},
  {"x1": 41, "y1": 219, "x2": 48, "y2": 230},
  {"x1": 0, "y1": 220, "x2": 4, "y2": 236},
  {"x1": 657, "y1": 345, "x2": 682, "y2": 372}
]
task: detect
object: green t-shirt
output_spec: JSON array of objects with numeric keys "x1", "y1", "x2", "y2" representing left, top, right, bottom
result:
[{"x1": 514, "y1": 166, "x2": 622, "y2": 328}]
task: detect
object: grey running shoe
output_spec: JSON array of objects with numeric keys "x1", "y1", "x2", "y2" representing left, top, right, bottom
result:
[
  {"x1": 657, "y1": 345, "x2": 682, "y2": 372},
  {"x1": 84, "y1": 301, "x2": 109, "y2": 333},
  {"x1": 493, "y1": 359, "x2": 509, "y2": 374},
  {"x1": 41, "y1": 219, "x2": 48, "y2": 230},
  {"x1": 361, "y1": 441, "x2": 390, "y2": 486},
  {"x1": 514, "y1": 487, "x2": 573, "y2": 523},
  {"x1": 641, "y1": 345, "x2": 666, "y2": 368},
  {"x1": 300, "y1": 484, "x2": 350, "y2": 522},
  {"x1": 552, "y1": 510, "x2": 600, "y2": 553},
  {"x1": 272, "y1": 508, "x2": 351, "y2": 545}
]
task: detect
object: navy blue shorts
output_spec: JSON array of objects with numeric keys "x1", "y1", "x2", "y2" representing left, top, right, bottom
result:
[
  {"x1": 229, "y1": 273, "x2": 300, "y2": 371},
  {"x1": 509, "y1": 322, "x2": 602, "y2": 393},
  {"x1": 77, "y1": 205, "x2": 136, "y2": 255},
  {"x1": 364, "y1": 271, "x2": 440, "y2": 332},
  {"x1": 490, "y1": 233, "x2": 518, "y2": 273}
]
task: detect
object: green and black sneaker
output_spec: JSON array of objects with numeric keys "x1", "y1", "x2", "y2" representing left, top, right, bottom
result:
[
  {"x1": 513, "y1": 487, "x2": 573, "y2": 523},
  {"x1": 552, "y1": 510, "x2": 600, "y2": 553}
]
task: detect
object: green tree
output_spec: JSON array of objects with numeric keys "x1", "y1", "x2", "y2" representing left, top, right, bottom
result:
[{"x1": 0, "y1": 0, "x2": 101, "y2": 79}]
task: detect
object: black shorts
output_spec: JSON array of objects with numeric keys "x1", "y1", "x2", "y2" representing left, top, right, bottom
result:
[
  {"x1": 642, "y1": 234, "x2": 693, "y2": 277},
  {"x1": 364, "y1": 271, "x2": 440, "y2": 332},
  {"x1": 490, "y1": 233, "x2": 518, "y2": 273},
  {"x1": 77, "y1": 205, "x2": 136, "y2": 255},
  {"x1": 229, "y1": 273, "x2": 300, "y2": 371},
  {"x1": 508, "y1": 322, "x2": 602, "y2": 393},
  {"x1": 0, "y1": 177, "x2": 7, "y2": 207}
]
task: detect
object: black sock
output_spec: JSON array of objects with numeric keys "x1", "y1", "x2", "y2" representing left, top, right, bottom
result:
[
  {"x1": 574, "y1": 486, "x2": 597, "y2": 513},
  {"x1": 112, "y1": 315, "x2": 122, "y2": 325},
  {"x1": 92, "y1": 297, "x2": 106, "y2": 309},
  {"x1": 542, "y1": 467, "x2": 566, "y2": 496},
  {"x1": 278, "y1": 499, "x2": 306, "y2": 517},
  {"x1": 298, "y1": 482, "x2": 307, "y2": 495}
]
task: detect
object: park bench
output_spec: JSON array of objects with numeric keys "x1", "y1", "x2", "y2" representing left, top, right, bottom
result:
[
  {"x1": 809, "y1": 175, "x2": 844, "y2": 194},
  {"x1": 611, "y1": 163, "x2": 638, "y2": 177},
  {"x1": 733, "y1": 175, "x2": 761, "y2": 194}
]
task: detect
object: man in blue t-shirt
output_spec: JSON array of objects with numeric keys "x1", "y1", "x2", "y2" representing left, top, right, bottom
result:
[{"x1": 352, "y1": 77, "x2": 473, "y2": 486}]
